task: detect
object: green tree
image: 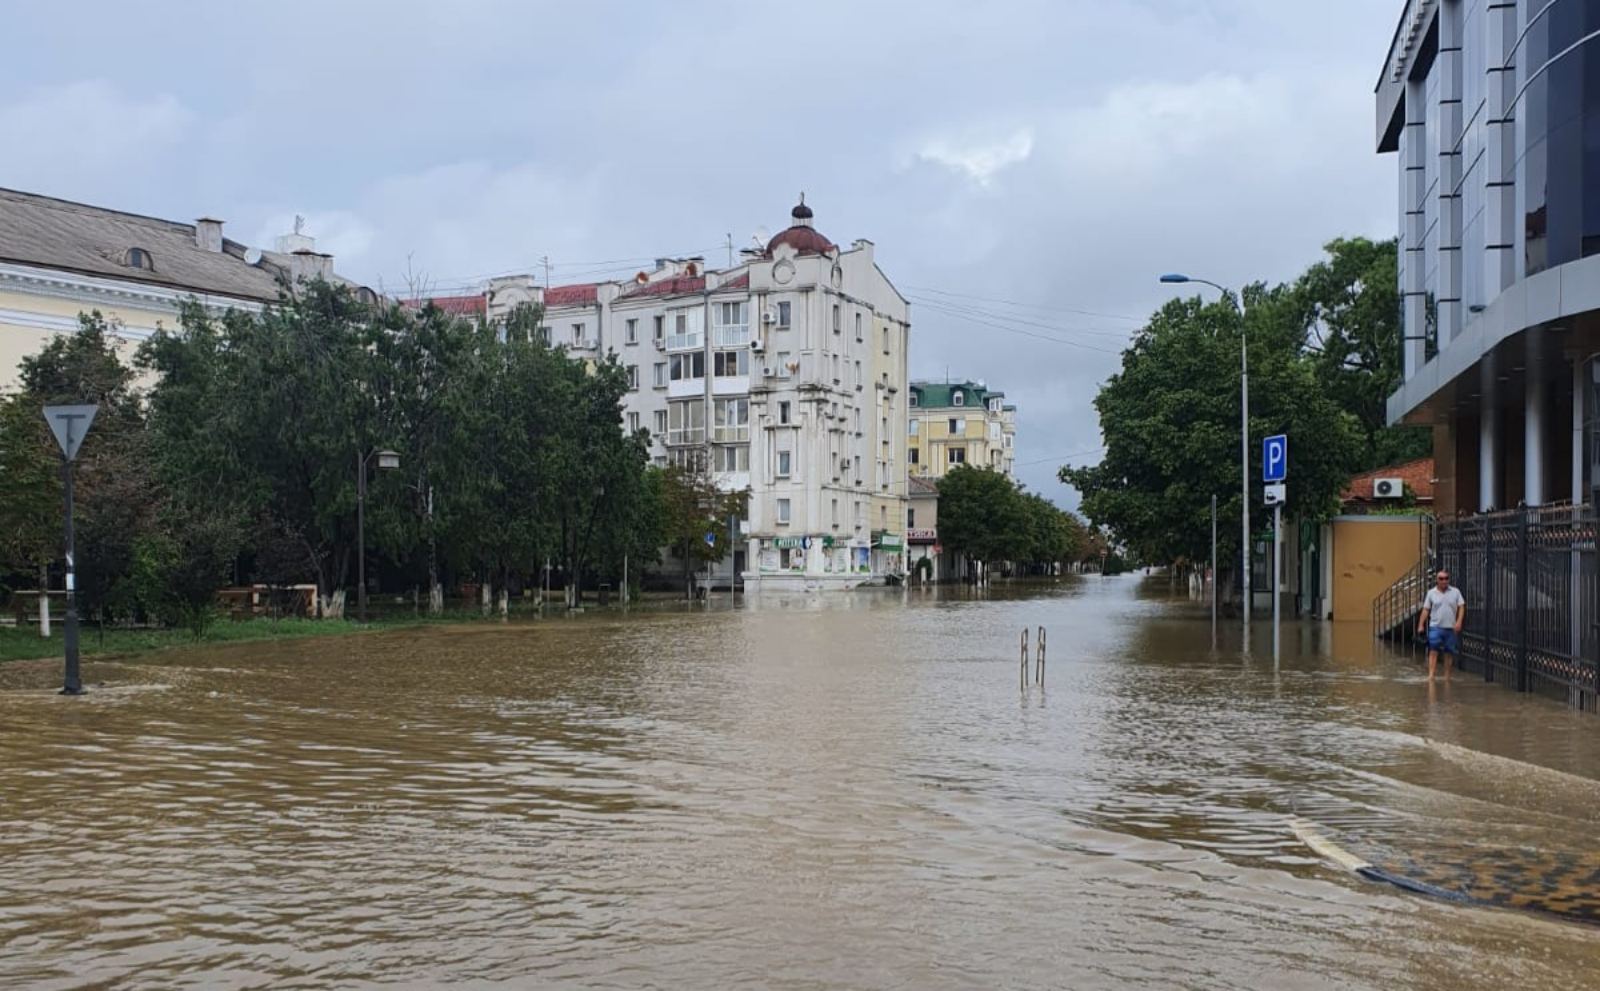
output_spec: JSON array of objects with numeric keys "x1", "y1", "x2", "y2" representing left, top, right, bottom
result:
[
  {"x1": 1295, "y1": 237, "x2": 1429, "y2": 469},
  {"x1": 937, "y1": 466, "x2": 1030, "y2": 577},
  {"x1": 657, "y1": 456, "x2": 746, "y2": 598},
  {"x1": 1063, "y1": 290, "x2": 1362, "y2": 582},
  {"x1": 0, "y1": 395, "x2": 60, "y2": 611},
  {"x1": 130, "y1": 500, "x2": 244, "y2": 639}
]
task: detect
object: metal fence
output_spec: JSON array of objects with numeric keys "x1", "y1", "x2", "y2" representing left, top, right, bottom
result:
[{"x1": 1429, "y1": 506, "x2": 1600, "y2": 710}]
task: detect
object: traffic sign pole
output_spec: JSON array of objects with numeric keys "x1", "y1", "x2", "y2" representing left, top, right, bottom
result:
[
  {"x1": 1262, "y1": 434, "x2": 1288, "y2": 666},
  {"x1": 1272, "y1": 502, "x2": 1281, "y2": 666},
  {"x1": 43, "y1": 405, "x2": 98, "y2": 696}
]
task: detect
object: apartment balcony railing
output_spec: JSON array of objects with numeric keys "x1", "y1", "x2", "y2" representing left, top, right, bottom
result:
[
  {"x1": 665, "y1": 332, "x2": 703, "y2": 351},
  {"x1": 667, "y1": 428, "x2": 705, "y2": 445},
  {"x1": 713, "y1": 324, "x2": 750, "y2": 347},
  {"x1": 712, "y1": 426, "x2": 750, "y2": 443}
]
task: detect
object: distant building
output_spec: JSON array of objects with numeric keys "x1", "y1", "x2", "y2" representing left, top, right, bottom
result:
[
  {"x1": 0, "y1": 188, "x2": 362, "y2": 392},
  {"x1": 907, "y1": 380, "x2": 1016, "y2": 479},
  {"x1": 530, "y1": 198, "x2": 911, "y2": 589},
  {"x1": 1377, "y1": 1, "x2": 1600, "y2": 512},
  {"x1": 906, "y1": 474, "x2": 945, "y2": 582}
]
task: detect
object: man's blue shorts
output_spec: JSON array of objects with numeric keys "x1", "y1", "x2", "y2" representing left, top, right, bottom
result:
[{"x1": 1427, "y1": 627, "x2": 1460, "y2": 654}]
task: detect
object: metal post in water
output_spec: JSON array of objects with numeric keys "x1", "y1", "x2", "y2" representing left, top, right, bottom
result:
[
  {"x1": 1036, "y1": 626, "x2": 1046, "y2": 686},
  {"x1": 1272, "y1": 502, "x2": 1282, "y2": 665},
  {"x1": 1211, "y1": 494, "x2": 1218, "y2": 631},
  {"x1": 42, "y1": 405, "x2": 96, "y2": 697},
  {"x1": 61, "y1": 456, "x2": 81, "y2": 695},
  {"x1": 1020, "y1": 628, "x2": 1030, "y2": 689}
]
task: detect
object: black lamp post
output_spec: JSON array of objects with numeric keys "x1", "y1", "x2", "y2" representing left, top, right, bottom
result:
[{"x1": 357, "y1": 448, "x2": 401, "y2": 623}]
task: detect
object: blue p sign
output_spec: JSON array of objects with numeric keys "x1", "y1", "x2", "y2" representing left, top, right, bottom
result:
[{"x1": 1263, "y1": 434, "x2": 1288, "y2": 482}]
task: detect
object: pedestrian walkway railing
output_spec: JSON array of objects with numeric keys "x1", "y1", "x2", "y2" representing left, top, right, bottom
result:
[
  {"x1": 1372, "y1": 557, "x2": 1431, "y2": 643},
  {"x1": 1391, "y1": 505, "x2": 1600, "y2": 712}
]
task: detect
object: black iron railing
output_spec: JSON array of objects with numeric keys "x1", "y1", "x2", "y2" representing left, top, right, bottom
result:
[{"x1": 1423, "y1": 506, "x2": 1600, "y2": 711}]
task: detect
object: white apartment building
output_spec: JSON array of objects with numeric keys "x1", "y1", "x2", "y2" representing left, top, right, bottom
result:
[{"x1": 531, "y1": 198, "x2": 911, "y2": 590}]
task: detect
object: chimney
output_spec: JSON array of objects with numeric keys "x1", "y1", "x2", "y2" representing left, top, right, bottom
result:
[
  {"x1": 195, "y1": 217, "x2": 224, "y2": 253},
  {"x1": 289, "y1": 250, "x2": 334, "y2": 283}
]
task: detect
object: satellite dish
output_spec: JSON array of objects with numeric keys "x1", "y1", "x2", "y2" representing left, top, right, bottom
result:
[
  {"x1": 243, "y1": 247, "x2": 263, "y2": 265},
  {"x1": 751, "y1": 226, "x2": 770, "y2": 248}
]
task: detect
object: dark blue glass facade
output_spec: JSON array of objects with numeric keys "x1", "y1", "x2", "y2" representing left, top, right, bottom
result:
[{"x1": 1515, "y1": 0, "x2": 1600, "y2": 276}]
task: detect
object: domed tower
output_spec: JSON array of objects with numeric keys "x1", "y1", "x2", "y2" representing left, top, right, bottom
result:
[{"x1": 765, "y1": 194, "x2": 837, "y2": 257}]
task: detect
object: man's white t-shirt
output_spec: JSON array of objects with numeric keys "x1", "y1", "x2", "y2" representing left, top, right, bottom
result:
[{"x1": 1424, "y1": 585, "x2": 1465, "y2": 629}]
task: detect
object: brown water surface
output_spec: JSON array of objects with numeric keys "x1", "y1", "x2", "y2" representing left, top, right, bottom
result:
[{"x1": 3, "y1": 576, "x2": 1600, "y2": 989}]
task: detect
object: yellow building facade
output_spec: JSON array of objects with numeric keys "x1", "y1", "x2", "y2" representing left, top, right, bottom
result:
[{"x1": 906, "y1": 381, "x2": 1016, "y2": 479}]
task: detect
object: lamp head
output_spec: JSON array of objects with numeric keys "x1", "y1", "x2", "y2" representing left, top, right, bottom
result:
[
  {"x1": 1159, "y1": 273, "x2": 1190, "y2": 284},
  {"x1": 376, "y1": 449, "x2": 402, "y2": 471}
]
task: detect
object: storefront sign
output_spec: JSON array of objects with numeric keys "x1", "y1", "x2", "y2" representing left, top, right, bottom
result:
[
  {"x1": 775, "y1": 537, "x2": 806, "y2": 549},
  {"x1": 907, "y1": 527, "x2": 938, "y2": 544},
  {"x1": 873, "y1": 532, "x2": 904, "y2": 550}
]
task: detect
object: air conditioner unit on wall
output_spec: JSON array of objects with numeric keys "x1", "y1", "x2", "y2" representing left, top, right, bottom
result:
[
  {"x1": 750, "y1": 340, "x2": 765, "y2": 353},
  {"x1": 762, "y1": 307, "x2": 778, "y2": 324},
  {"x1": 1373, "y1": 477, "x2": 1404, "y2": 499}
]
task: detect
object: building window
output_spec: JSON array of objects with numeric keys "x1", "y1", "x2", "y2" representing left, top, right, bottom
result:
[
  {"x1": 670, "y1": 352, "x2": 705, "y2": 382},
  {"x1": 124, "y1": 247, "x2": 155, "y2": 271},
  {"x1": 909, "y1": 394, "x2": 918, "y2": 407},
  {"x1": 654, "y1": 315, "x2": 665, "y2": 342},
  {"x1": 653, "y1": 361, "x2": 667, "y2": 388},
  {"x1": 627, "y1": 365, "x2": 639, "y2": 390},
  {"x1": 831, "y1": 498, "x2": 839, "y2": 527},
  {"x1": 953, "y1": 392, "x2": 964, "y2": 407},
  {"x1": 909, "y1": 447, "x2": 919, "y2": 465},
  {"x1": 948, "y1": 447, "x2": 966, "y2": 465},
  {"x1": 832, "y1": 354, "x2": 840, "y2": 383},
  {"x1": 777, "y1": 301, "x2": 791, "y2": 327},
  {"x1": 832, "y1": 304, "x2": 841, "y2": 334},
  {"x1": 714, "y1": 397, "x2": 749, "y2": 442},
  {"x1": 776, "y1": 350, "x2": 792, "y2": 377},
  {"x1": 777, "y1": 498, "x2": 791, "y2": 524},
  {"x1": 990, "y1": 398, "x2": 1001, "y2": 412},
  {"x1": 675, "y1": 313, "x2": 688, "y2": 333},
  {"x1": 625, "y1": 318, "x2": 638, "y2": 344},
  {"x1": 778, "y1": 401, "x2": 791, "y2": 425},
  {"x1": 948, "y1": 418, "x2": 959, "y2": 435},
  {"x1": 717, "y1": 445, "x2": 749, "y2": 472},
  {"x1": 627, "y1": 411, "x2": 640, "y2": 432},
  {"x1": 908, "y1": 508, "x2": 917, "y2": 528},
  {"x1": 653, "y1": 410, "x2": 668, "y2": 437},
  {"x1": 668, "y1": 400, "x2": 705, "y2": 444},
  {"x1": 777, "y1": 450, "x2": 792, "y2": 477},
  {"x1": 714, "y1": 349, "x2": 750, "y2": 377},
  {"x1": 854, "y1": 455, "x2": 861, "y2": 483},
  {"x1": 571, "y1": 323, "x2": 584, "y2": 346},
  {"x1": 882, "y1": 326, "x2": 890, "y2": 355},
  {"x1": 854, "y1": 360, "x2": 861, "y2": 388},
  {"x1": 855, "y1": 312, "x2": 862, "y2": 341},
  {"x1": 909, "y1": 420, "x2": 919, "y2": 436}
]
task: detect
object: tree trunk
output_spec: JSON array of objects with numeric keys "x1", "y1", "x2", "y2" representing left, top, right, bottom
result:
[
  {"x1": 38, "y1": 562, "x2": 50, "y2": 638},
  {"x1": 429, "y1": 580, "x2": 444, "y2": 616},
  {"x1": 321, "y1": 588, "x2": 346, "y2": 620},
  {"x1": 480, "y1": 579, "x2": 492, "y2": 617},
  {"x1": 497, "y1": 587, "x2": 509, "y2": 619}
]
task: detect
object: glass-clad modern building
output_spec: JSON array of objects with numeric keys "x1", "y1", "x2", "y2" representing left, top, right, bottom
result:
[{"x1": 1380, "y1": 0, "x2": 1600, "y2": 513}]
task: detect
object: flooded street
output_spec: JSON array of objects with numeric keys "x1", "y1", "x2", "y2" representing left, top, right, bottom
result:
[{"x1": 3, "y1": 575, "x2": 1599, "y2": 989}]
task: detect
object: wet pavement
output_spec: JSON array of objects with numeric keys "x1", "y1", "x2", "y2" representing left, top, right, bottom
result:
[{"x1": 3, "y1": 576, "x2": 1599, "y2": 989}]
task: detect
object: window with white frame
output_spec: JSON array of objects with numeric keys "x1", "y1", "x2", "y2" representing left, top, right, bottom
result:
[
  {"x1": 777, "y1": 450, "x2": 792, "y2": 477},
  {"x1": 909, "y1": 393, "x2": 918, "y2": 407},
  {"x1": 777, "y1": 498, "x2": 791, "y2": 524},
  {"x1": 571, "y1": 323, "x2": 584, "y2": 346},
  {"x1": 777, "y1": 301, "x2": 791, "y2": 327},
  {"x1": 832, "y1": 304, "x2": 840, "y2": 334},
  {"x1": 653, "y1": 409, "x2": 667, "y2": 435},
  {"x1": 854, "y1": 312, "x2": 862, "y2": 341},
  {"x1": 776, "y1": 350, "x2": 792, "y2": 377},
  {"x1": 670, "y1": 352, "x2": 705, "y2": 381},
  {"x1": 627, "y1": 365, "x2": 639, "y2": 390},
  {"x1": 948, "y1": 446, "x2": 966, "y2": 465},
  {"x1": 653, "y1": 315, "x2": 665, "y2": 342},
  {"x1": 627, "y1": 411, "x2": 640, "y2": 432},
  {"x1": 909, "y1": 447, "x2": 919, "y2": 464},
  {"x1": 653, "y1": 361, "x2": 667, "y2": 387},
  {"x1": 948, "y1": 418, "x2": 960, "y2": 434},
  {"x1": 713, "y1": 350, "x2": 749, "y2": 377},
  {"x1": 953, "y1": 391, "x2": 964, "y2": 407},
  {"x1": 717, "y1": 445, "x2": 749, "y2": 472},
  {"x1": 625, "y1": 318, "x2": 638, "y2": 344},
  {"x1": 778, "y1": 401, "x2": 791, "y2": 425},
  {"x1": 668, "y1": 400, "x2": 705, "y2": 444},
  {"x1": 831, "y1": 498, "x2": 839, "y2": 527},
  {"x1": 909, "y1": 419, "x2": 919, "y2": 435},
  {"x1": 713, "y1": 397, "x2": 749, "y2": 442}
]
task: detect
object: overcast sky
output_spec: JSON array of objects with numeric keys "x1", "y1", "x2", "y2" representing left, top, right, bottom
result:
[{"x1": 1, "y1": 1, "x2": 1401, "y2": 506}]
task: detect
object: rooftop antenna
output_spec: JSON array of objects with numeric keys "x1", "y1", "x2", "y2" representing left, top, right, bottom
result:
[
  {"x1": 293, "y1": 214, "x2": 305, "y2": 236},
  {"x1": 725, "y1": 233, "x2": 733, "y2": 268}
]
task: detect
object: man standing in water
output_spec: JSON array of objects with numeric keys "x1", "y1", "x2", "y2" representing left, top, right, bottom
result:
[{"x1": 1416, "y1": 569, "x2": 1466, "y2": 681}]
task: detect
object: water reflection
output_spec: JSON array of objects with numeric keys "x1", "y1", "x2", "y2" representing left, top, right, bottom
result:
[{"x1": 2, "y1": 576, "x2": 1597, "y2": 989}]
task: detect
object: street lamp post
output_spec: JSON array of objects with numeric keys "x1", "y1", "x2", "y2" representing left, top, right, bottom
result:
[
  {"x1": 1161, "y1": 274, "x2": 1250, "y2": 629},
  {"x1": 357, "y1": 448, "x2": 401, "y2": 623}
]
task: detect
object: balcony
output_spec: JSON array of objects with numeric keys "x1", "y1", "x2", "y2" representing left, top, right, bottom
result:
[
  {"x1": 665, "y1": 332, "x2": 703, "y2": 351},
  {"x1": 712, "y1": 425, "x2": 750, "y2": 443},
  {"x1": 667, "y1": 428, "x2": 705, "y2": 445},
  {"x1": 713, "y1": 323, "x2": 750, "y2": 348}
]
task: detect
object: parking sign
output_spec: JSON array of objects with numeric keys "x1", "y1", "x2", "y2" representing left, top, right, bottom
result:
[{"x1": 1263, "y1": 434, "x2": 1288, "y2": 483}]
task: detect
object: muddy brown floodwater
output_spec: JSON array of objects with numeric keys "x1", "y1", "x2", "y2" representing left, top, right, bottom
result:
[{"x1": 4, "y1": 576, "x2": 1600, "y2": 989}]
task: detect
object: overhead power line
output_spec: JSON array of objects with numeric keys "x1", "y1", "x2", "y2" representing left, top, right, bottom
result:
[
  {"x1": 904, "y1": 284, "x2": 1146, "y2": 323},
  {"x1": 907, "y1": 294, "x2": 1138, "y2": 342},
  {"x1": 907, "y1": 299, "x2": 1125, "y2": 354}
]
